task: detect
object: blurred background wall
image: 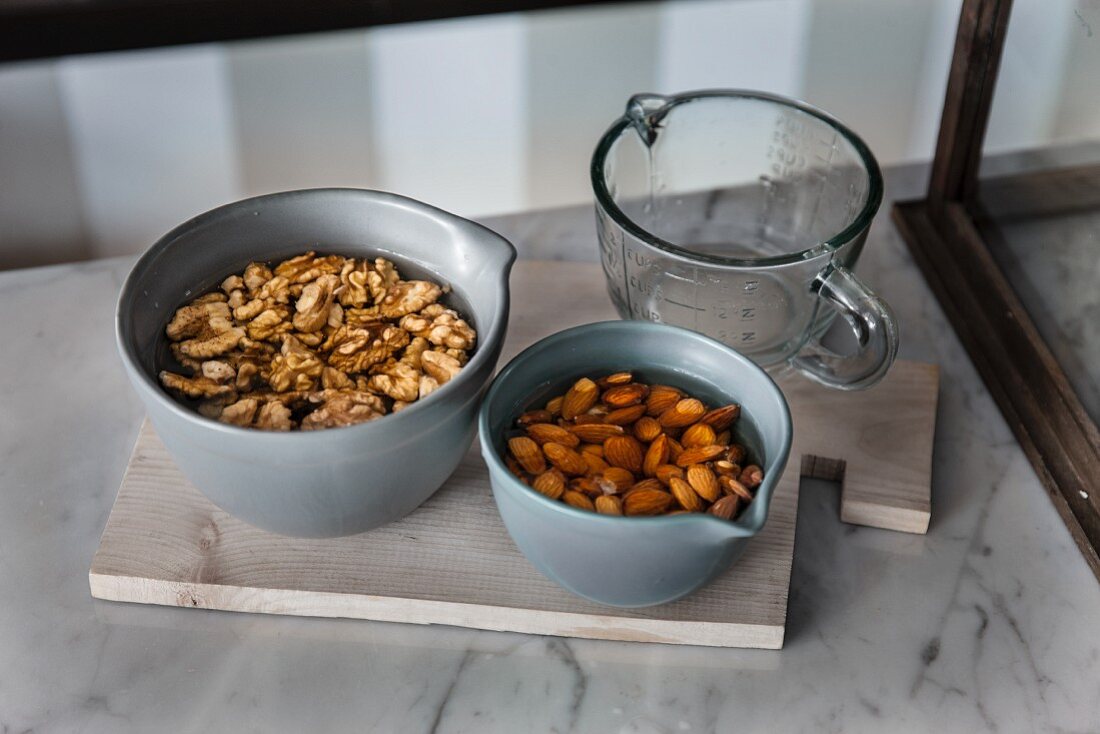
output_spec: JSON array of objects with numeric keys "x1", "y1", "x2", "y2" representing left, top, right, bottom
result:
[{"x1": 0, "y1": 0, "x2": 1097, "y2": 270}]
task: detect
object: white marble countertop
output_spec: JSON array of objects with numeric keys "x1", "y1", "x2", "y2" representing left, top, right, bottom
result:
[{"x1": 3, "y1": 168, "x2": 1100, "y2": 733}]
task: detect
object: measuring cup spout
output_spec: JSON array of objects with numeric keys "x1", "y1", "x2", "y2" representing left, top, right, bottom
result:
[{"x1": 625, "y1": 93, "x2": 673, "y2": 147}]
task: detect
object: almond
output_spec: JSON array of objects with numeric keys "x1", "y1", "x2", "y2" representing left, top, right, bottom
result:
[
  {"x1": 571, "y1": 476, "x2": 602, "y2": 498},
  {"x1": 686, "y1": 464, "x2": 720, "y2": 502},
  {"x1": 667, "y1": 437, "x2": 684, "y2": 462},
  {"x1": 562, "y1": 490, "x2": 595, "y2": 512},
  {"x1": 625, "y1": 478, "x2": 664, "y2": 495},
  {"x1": 669, "y1": 476, "x2": 704, "y2": 512},
  {"x1": 646, "y1": 385, "x2": 682, "y2": 416},
  {"x1": 573, "y1": 414, "x2": 605, "y2": 425},
  {"x1": 545, "y1": 395, "x2": 564, "y2": 416},
  {"x1": 674, "y1": 444, "x2": 726, "y2": 467},
  {"x1": 602, "y1": 383, "x2": 650, "y2": 408},
  {"x1": 594, "y1": 475, "x2": 619, "y2": 496},
  {"x1": 508, "y1": 436, "x2": 546, "y2": 474},
  {"x1": 623, "y1": 488, "x2": 674, "y2": 516},
  {"x1": 526, "y1": 423, "x2": 579, "y2": 447},
  {"x1": 561, "y1": 378, "x2": 598, "y2": 420},
  {"x1": 543, "y1": 442, "x2": 588, "y2": 476},
  {"x1": 643, "y1": 433, "x2": 670, "y2": 477},
  {"x1": 654, "y1": 464, "x2": 684, "y2": 486},
  {"x1": 605, "y1": 404, "x2": 646, "y2": 426},
  {"x1": 709, "y1": 494, "x2": 740, "y2": 520},
  {"x1": 596, "y1": 371, "x2": 633, "y2": 388},
  {"x1": 659, "y1": 398, "x2": 706, "y2": 428},
  {"x1": 532, "y1": 470, "x2": 566, "y2": 500},
  {"x1": 680, "y1": 422, "x2": 717, "y2": 448},
  {"x1": 581, "y1": 450, "x2": 610, "y2": 475},
  {"x1": 568, "y1": 423, "x2": 625, "y2": 443},
  {"x1": 720, "y1": 475, "x2": 753, "y2": 502},
  {"x1": 726, "y1": 444, "x2": 746, "y2": 464},
  {"x1": 579, "y1": 443, "x2": 603, "y2": 456},
  {"x1": 594, "y1": 495, "x2": 623, "y2": 515},
  {"x1": 715, "y1": 430, "x2": 731, "y2": 446},
  {"x1": 633, "y1": 416, "x2": 662, "y2": 442},
  {"x1": 740, "y1": 464, "x2": 764, "y2": 488},
  {"x1": 604, "y1": 435, "x2": 644, "y2": 473},
  {"x1": 713, "y1": 460, "x2": 740, "y2": 477},
  {"x1": 504, "y1": 456, "x2": 526, "y2": 480},
  {"x1": 601, "y1": 467, "x2": 635, "y2": 493},
  {"x1": 517, "y1": 409, "x2": 553, "y2": 426},
  {"x1": 701, "y1": 404, "x2": 740, "y2": 430}
]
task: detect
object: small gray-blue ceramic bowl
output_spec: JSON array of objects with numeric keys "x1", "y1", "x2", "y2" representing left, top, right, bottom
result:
[
  {"x1": 478, "y1": 321, "x2": 792, "y2": 608},
  {"x1": 117, "y1": 189, "x2": 515, "y2": 538}
]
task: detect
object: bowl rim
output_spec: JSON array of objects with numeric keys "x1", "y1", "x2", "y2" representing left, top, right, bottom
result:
[
  {"x1": 116, "y1": 187, "x2": 515, "y2": 443},
  {"x1": 478, "y1": 320, "x2": 792, "y2": 536}
]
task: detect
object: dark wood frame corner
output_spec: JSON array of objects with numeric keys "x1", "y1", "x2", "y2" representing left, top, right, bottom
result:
[{"x1": 892, "y1": 0, "x2": 1100, "y2": 579}]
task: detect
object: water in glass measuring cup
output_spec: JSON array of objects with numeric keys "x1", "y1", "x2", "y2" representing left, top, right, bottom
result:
[{"x1": 598, "y1": 217, "x2": 814, "y2": 368}]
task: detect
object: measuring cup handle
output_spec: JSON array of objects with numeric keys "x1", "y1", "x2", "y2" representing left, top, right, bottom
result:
[{"x1": 790, "y1": 265, "x2": 899, "y2": 390}]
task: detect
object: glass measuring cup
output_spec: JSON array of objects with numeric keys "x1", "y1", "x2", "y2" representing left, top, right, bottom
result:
[{"x1": 591, "y1": 90, "x2": 898, "y2": 389}]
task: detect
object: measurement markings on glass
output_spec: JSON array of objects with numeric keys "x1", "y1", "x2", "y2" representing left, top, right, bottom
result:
[{"x1": 663, "y1": 298, "x2": 706, "y2": 311}]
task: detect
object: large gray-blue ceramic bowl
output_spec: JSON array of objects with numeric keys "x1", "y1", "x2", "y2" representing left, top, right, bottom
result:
[
  {"x1": 117, "y1": 189, "x2": 515, "y2": 538},
  {"x1": 479, "y1": 321, "x2": 792, "y2": 608}
]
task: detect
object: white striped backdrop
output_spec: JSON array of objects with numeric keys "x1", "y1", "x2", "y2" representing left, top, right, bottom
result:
[{"x1": 1, "y1": 0, "x2": 1097, "y2": 270}]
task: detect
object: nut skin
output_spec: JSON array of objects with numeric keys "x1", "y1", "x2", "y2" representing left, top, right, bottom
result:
[
  {"x1": 643, "y1": 434, "x2": 670, "y2": 477},
  {"x1": 603, "y1": 435, "x2": 644, "y2": 473},
  {"x1": 561, "y1": 378, "x2": 599, "y2": 420},
  {"x1": 518, "y1": 410, "x2": 553, "y2": 426},
  {"x1": 720, "y1": 476, "x2": 754, "y2": 502},
  {"x1": 701, "y1": 403, "x2": 741, "y2": 430},
  {"x1": 645, "y1": 385, "x2": 682, "y2": 416},
  {"x1": 674, "y1": 444, "x2": 726, "y2": 468},
  {"x1": 596, "y1": 372, "x2": 633, "y2": 388},
  {"x1": 625, "y1": 478, "x2": 664, "y2": 495},
  {"x1": 543, "y1": 442, "x2": 589, "y2": 476},
  {"x1": 508, "y1": 436, "x2": 547, "y2": 475},
  {"x1": 632, "y1": 416, "x2": 662, "y2": 442},
  {"x1": 740, "y1": 464, "x2": 764, "y2": 489},
  {"x1": 669, "y1": 477, "x2": 704, "y2": 513},
  {"x1": 680, "y1": 422, "x2": 717, "y2": 449},
  {"x1": 568, "y1": 423, "x2": 625, "y2": 443},
  {"x1": 562, "y1": 490, "x2": 596, "y2": 512},
  {"x1": 654, "y1": 464, "x2": 684, "y2": 486},
  {"x1": 709, "y1": 495, "x2": 740, "y2": 520},
  {"x1": 659, "y1": 398, "x2": 706, "y2": 428},
  {"x1": 623, "y1": 488, "x2": 674, "y2": 516},
  {"x1": 594, "y1": 495, "x2": 623, "y2": 515},
  {"x1": 526, "y1": 423, "x2": 580, "y2": 447},
  {"x1": 532, "y1": 470, "x2": 566, "y2": 500},
  {"x1": 602, "y1": 383, "x2": 650, "y2": 408},
  {"x1": 605, "y1": 404, "x2": 646, "y2": 426},
  {"x1": 601, "y1": 467, "x2": 635, "y2": 493},
  {"x1": 686, "y1": 464, "x2": 721, "y2": 502}
]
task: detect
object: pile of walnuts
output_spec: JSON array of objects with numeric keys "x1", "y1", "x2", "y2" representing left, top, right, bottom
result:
[{"x1": 158, "y1": 252, "x2": 476, "y2": 431}]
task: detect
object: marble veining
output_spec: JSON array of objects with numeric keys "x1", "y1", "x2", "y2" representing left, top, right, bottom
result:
[{"x1": 1, "y1": 164, "x2": 1099, "y2": 732}]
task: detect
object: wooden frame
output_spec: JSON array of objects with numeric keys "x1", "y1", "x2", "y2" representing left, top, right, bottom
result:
[
  {"x1": 0, "y1": 0, "x2": 630, "y2": 63},
  {"x1": 892, "y1": 0, "x2": 1100, "y2": 579}
]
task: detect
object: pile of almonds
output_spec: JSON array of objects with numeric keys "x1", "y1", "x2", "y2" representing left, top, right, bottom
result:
[{"x1": 504, "y1": 373, "x2": 763, "y2": 519}]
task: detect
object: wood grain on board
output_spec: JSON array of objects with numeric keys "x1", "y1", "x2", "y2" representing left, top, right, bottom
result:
[{"x1": 90, "y1": 260, "x2": 938, "y2": 647}]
